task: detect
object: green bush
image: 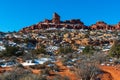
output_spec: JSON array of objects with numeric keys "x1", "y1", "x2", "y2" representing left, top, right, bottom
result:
[
  {"x1": 83, "y1": 45, "x2": 95, "y2": 56},
  {"x1": 32, "y1": 45, "x2": 46, "y2": 54},
  {"x1": 1, "y1": 45, "x2": 23, "y2": 57},
  {"x1": 109, "y1": 40, "x2": 120, "y2": 58},
  {"x1": 59, "y1": 46, "x2": 74, "y2": 54}
]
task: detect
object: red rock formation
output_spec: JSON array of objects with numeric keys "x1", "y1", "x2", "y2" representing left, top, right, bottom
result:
[
  {"x1": 114, "y1": 22, "x2": 120, "y2": 30},
  {"x1": 44, "y1": 19, "x2": 52, "y2": 23},
  {"x1": 91, "y1": 21, "x2": 108, "y2": 30},
  {"x1": 52, "y1": 13, "x2": 60, "y2": 24},
  {"x1": 19, "y1": 13, "x2": 120, "y2": 33}
]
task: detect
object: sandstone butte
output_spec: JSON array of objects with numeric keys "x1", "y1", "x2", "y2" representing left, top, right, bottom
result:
[{"x1": 20, "y1": 13, "x2": 120, "y2": 33}]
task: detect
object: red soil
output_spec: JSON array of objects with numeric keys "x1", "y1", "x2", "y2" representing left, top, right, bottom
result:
[
  {"x1": 0, "y1": 67, "x2": 12, "y2": 73},
  {"x1": 32, "y1": 69, "x2": 41, "y2": 74},
  {"x1": 100, "y1": 65, "x2": 120, "y2": 80},
  {"x1": 55, "y1": 61, "x2": 78, "y2": 80},
  {"x1": 101, "y1": 73, "x2": 113, "y2": 80},
  {"x1": 1, "y1": 59, "x2": 120, "y2": 80}
]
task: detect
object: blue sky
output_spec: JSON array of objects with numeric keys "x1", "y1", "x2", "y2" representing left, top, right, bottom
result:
[{"x1": 0, "y1": 0, "x2": 120, "y2": 32}]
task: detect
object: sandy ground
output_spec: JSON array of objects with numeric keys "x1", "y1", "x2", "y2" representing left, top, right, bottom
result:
[
  {"x1": 54, "y1": 62, "x2": 120, "y2": 80},
  {"x1": 100, "y1": 65, "x2": 120, "y2": 80},
  {"x1": 55, "y1": 61, "x2": 78, "y2": 80},
  {"x1": 0, "y1": 67, "x2": 12, "y2": 73},
  {"x1": 0, "y1": 61, "x2": 120, "y2": 80}
]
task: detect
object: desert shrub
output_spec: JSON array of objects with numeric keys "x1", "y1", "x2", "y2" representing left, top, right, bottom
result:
[
  {"x1": 69, "y1": 67, "x2": 75, "y2": 72},
  {"x1": 58, "y1": 46, "x2": 74, "y2": 54},
  {"x1": 32, "y1": 46, "x2": 46, "y2": 55},
  {"x1": 75, "y1": 60, "x2": 102, "y2": 80},
  {"x1": 114, "y1": 59, "x2": 120, "y2": 65},
  {"x1": 0, "y1": 71, "x2": 47, "y2": 80},
  {"x1": 53, "y1": 74, "x2": 70, "y2": 80},
  {"x1": 22, "y1": 52, "x2": 36, "y2": 60},
  {"x1": 44, "y1": 61, "x2": 52, "y2": 65},
  {"x1": 41, "y1": 68, "x2": 51, "y2": 75},
  {"x1": 0, "y1": 67, "x2": 32, "y2": 80},
  {"x1": 1, "y1": 45, "x2": 23, "y2": 57},
  {"x1": 13, "y1": 38, "x2": 21, "y2": 44},
  {"x1": 109, "y1": 40, "x2": 120, "y2": 58},
  {"x1": 19, "y1": 74, "x2": 47, "y2": 80},
  {"x1": 30, "y1": 64, "x2": 46, "y2": 69},
  {"x1": 0, "y1": 67, "x2": 48, "y2": 80},
  {"x1": 91, "y1": 52, "x2": 107, "y2": 64},
  {"x1": 47, "y1": 63, "x2": 60, "y2": 72},
  {"x1": 17, "y1": 63, "x2": 24, "y2": 68},
  {"x1": 82, "y1": 45, "x2": 95, "y2": 56},
  {"x1": 23, "y1": 38, "x2": 37, "y2": 44}
]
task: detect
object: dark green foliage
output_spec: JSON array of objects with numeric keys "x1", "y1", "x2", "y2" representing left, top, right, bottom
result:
[
  {"x1": 32, "y1": 47, "x2": 46, "y2": 54},
  {"x1": 32, "y1": 44, "x2": 46, "y2": 55},
  {"x1": 83, "y1": 45, "x2": 95, "y2": 55},
  {"x1": 13, "y1": 38, "x2": 21, "y2": 43},
  {"x1": 30, "y1": 64, "x2": 46, "y2": 69},
  {"x1": 53, "y1": 74, "x2": 70, "y2": 80},
  {"x1": 1, "y1": 45, "x2": 23, "y2": 57},
  {"x1": 109, "y1": 40, "x2": 120, "y2": 58},
  {"x1": 17, "y1": 64, "x2": 24, "y2": 68},
  {"x1": 59, "y1": 46, "x2": 74, "y2": 54},
  {"x1": 24, "y1": 38, "x2": 37, "y2": 44}
]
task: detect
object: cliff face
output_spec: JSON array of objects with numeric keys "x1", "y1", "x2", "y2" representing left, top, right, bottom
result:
[
  {"x1": 20, "y1": 13, "x2": 87, "y2": 32},
  {"x1": 91, "y1": 21, "x2": 108, "y2": 30},
  {"x1": 91, "y1": 21, "x2": 120, "y2": 30},
  {"x1": 52, "y1": 12, "x2": 60, "y2": 24},
  {"x1": 114, "y1": 22, "x2": 120, "y2": 30},
  {"x1": 19, "y1": 13, "x2": 120, "y2": 32},
  {"x1": 91, "y1": 21, "x2": 116, "y2": 30}
]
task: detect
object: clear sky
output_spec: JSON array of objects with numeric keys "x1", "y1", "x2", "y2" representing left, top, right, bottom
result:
[{"x1": 0, "y1": 0, "x2": 120, "y2": 32}]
